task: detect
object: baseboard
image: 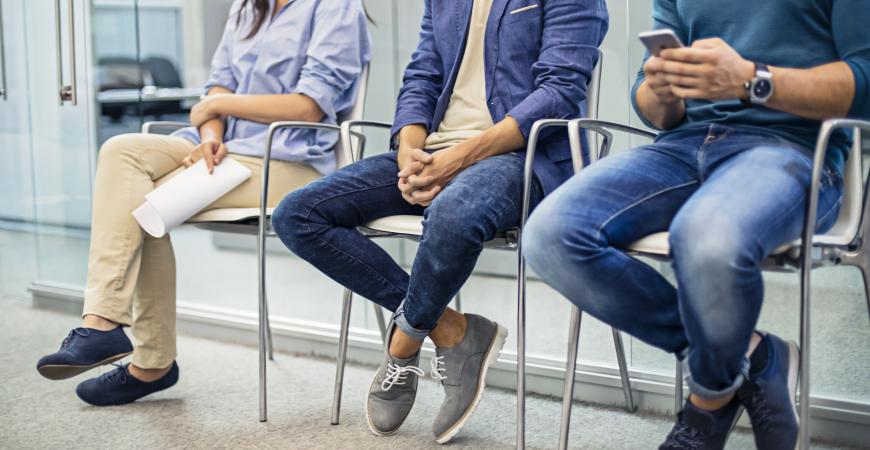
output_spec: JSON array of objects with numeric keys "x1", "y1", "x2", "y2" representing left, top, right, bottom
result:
[{"x1": 28, "y1": 280, "x2": 870, "y2": 448}]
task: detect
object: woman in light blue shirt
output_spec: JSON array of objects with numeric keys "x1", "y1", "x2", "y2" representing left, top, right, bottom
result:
[{"x1": 36, "y1": 0, "x2": 371, "y2": 406}]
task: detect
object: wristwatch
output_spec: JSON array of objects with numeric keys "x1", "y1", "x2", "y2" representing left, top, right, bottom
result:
[{"x1": 743, "y1": 63, "x2": 774, "y2": 105}]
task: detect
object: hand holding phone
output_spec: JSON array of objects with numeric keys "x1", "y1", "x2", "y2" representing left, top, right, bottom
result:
[{"x1": 639, "y1": 29, "x2": 685, "y2": 57}]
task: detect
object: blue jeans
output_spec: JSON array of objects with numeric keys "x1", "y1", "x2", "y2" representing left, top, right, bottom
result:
[
  {"x1": 272, "y1": 151, "x2": 543, "y2": 340},
  {"x1": 524, "y1": 124, "x2": 844, "y2": 399}
]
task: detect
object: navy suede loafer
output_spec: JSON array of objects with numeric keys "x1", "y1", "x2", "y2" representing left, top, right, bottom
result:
[
  {"x1": 36, "y1": 327, "x2": 133, "y2": 380},
  {"x1": 76, "y1": 362, "x2": 179, "y2": 406}
]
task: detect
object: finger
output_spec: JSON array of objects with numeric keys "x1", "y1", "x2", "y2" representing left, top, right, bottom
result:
[
  {"x1": 411, "y1": 185, "x2": 442, "y2": 203},
  {"x1": 410, "y1": 148, "x2": 433, "y2": 164},
  {"x1": 662, "y1": 73, "x2": 705, "y2": 88},
  {"x1": 644, "y1": 56, "x2": 664, "y2": 72},
  {"x1": 659, "y1": 59, "x2": 709, "y2": 78},
  {"x1": 407, "y1": 174, "x2": 436, "y2": 188},
  {"x1": 201, "y1": 144, "x2": 215, "y2": 174},
  {"x1": 660, "y1": 47, "x2": 713, "y2": 64},
  {"x1": 214, "y1": 143, "x2": 228, "y2": 165},
  {"x1": 398, "y1": 178, "x2": 417, "y2": 195},
  {"x1": 397, "y1": 161, "x2": 424, "y2": 178},
  {"x1": 182, "y1": 156, "x2": 193, "y2": 167},
  {"x1": 690, "y1": 37, "x2": 724, "y2": 49},
  {"x1": 669, "y1": 85, "x2": 706, "y2": 99}
]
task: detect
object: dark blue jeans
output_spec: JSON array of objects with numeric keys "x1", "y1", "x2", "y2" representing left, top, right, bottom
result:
[
  {"x1": 272, "y1": 151, "x2": 543, "y2": 340},
  {"x1": 524, "y1": 124, "x2": 844, "y2": 399}
]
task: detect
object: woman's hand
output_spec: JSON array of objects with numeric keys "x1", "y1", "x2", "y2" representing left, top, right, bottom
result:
[
  {"x1": 189, "y1": 94, "x2": 231, "y2": 128},
  {"x1": 182, "y1": 139, "x2": 228, "y2": 174}
]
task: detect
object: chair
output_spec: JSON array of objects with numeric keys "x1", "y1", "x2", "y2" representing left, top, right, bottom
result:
[
  {"x1": 337, "y1": 49, "x2": 637, "y2": 449},
  {"x1": 553, "y1": 117, "x2": 870, "y2": 450},
  {"x1": 141, "y1": 65, "x2": 374, "y2": 423}
]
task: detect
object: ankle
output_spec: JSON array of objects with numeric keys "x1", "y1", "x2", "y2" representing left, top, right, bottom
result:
[
  {"x1": 128, "y1": 363, "x2": 172, "y2": 382},
  {"x1": 689, "y1": 393, "x2": 735, "y2": 412},
  {"x1": 430, "y1": 309, "x2": 467, "y2": 349},
  {"x1": 81, "y1": 314, "x2": 119, "y2": 331},
  {"x1": 389, "y1": 328, "x2": 422, "y2": 359}
]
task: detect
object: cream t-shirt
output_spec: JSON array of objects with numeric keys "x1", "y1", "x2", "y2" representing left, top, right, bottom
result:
[{"x1": 424, "y1": 0, "x2": 495, "y2": 150}]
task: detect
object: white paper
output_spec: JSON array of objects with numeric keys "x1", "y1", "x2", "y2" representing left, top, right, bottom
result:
[{"x1": 133, "y1": 158, "x2": 252, "y2": 238}]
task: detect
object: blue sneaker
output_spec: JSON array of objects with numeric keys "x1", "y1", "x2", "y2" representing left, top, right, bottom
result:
[
  {"x1": 76, "y1": 362, "x2": 179, "y2": 406},
  {"x1": 37, "y1": 327, "x2": 133, "y2": 380},
  {"x1": 737, "y1": 333, "x2": 800, "y2": 450},
  {"x1": 660, "y1": 397, "x2": 742, "y2": 450}
]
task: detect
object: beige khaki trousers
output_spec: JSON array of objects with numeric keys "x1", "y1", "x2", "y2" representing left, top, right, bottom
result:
[{"x1": 82, "y1": 133, "x2": 320, "y2": 369}]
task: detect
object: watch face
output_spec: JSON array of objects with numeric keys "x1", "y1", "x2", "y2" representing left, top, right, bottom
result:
[{"x1": 753, "y1": 79, "x2": 772, "y2": 99}]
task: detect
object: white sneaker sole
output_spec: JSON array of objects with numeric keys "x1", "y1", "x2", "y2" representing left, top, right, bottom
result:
[
  {"x1": 787, "y1": 339, "x2": 800, "y2": 449},
  {"x1": 434, "y1": 322, "x2": 508, "y2": 445}
]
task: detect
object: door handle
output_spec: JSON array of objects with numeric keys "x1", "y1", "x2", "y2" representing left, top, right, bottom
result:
[
  {"x1": 0, "y1": 0, "x2": 7, "y2": 100},
  {"x1": 54, "y1": 0, "x2": 77, "y2": 106}
]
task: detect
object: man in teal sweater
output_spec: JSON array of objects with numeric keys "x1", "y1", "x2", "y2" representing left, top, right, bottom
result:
[{"x1": 524, "y1": 1, "x2": 869, "y2": 449}]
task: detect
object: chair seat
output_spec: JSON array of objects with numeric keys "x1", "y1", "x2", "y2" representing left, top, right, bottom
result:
[
  {"x1": 364, "y1": 215, "x2": 425, "y2": 236},
  {"x1": 628, "y1": 226, "x2": 855, "y2": 257},
  {"x1": 187, "y1": 207, "x2": 272, "y2": 224}
]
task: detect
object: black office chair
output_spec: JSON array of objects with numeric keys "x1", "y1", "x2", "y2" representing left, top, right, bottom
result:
[{"x1": 141, "y1": 56, "x2": 186, "y2": 118}]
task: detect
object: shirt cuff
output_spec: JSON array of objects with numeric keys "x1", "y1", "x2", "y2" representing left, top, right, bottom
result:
[
  {"x1": 507, "y1": 89, "x2": 558, "y2": 140},
  {"x1": 296, "y1": 76, "x2": 339, "y2": 120}
]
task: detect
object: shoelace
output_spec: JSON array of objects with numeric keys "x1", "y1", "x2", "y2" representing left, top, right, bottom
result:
[
  {"x1": 100, "y1": 363, "x2": 129, "y2": 385},
  {"x1": 430, "y1": 356, "x2": 446, "y2": 382},
  {"x1": 61, "y1": 328, "x2": 91, "y2": 348},
  {"x1": 380, "y1": 362, "x2": 424, "y2": 391},
  {"x1": 663, "y1": 421, "x2": 705, "y2": 449},
  {"x1": 740, "y1": 383, "x2": 774, "y2": 432}
]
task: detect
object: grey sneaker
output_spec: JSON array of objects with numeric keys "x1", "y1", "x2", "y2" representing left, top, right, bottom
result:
[
  {"x1": 430, "y1": 314, "x2": 507, "y2": 444},
  {"x1": 366, "y1": 324, "x2": 425, "y2": 437}
]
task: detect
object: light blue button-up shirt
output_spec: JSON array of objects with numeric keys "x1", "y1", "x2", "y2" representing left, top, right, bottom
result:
[{"x1": 173, "y1": 0, "x2": 371, "y2": 175}]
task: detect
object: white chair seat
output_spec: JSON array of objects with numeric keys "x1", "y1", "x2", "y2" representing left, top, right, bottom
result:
[
  {"x1": 628, "y1": 227, "x2": 854, "y2": 257},
  {"x1": 363, "y1": 215, "x2": 424, "y2": 236},
  {"x1": 187, "y1": 207, "x2": 273, "y2": 223}
]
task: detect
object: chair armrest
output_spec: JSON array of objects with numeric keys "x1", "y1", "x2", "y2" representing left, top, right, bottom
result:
[
  {"x1": 802, "y1": 119, "x2": 870, "y2": 265},
  {"x1": 570, "y1": 119, "x2": 657, "y2": 160},
  {"x1": 520, "y1": 119, "x2": 574, "y2": 229},
  {"x1": 340, "y1": 120, "x2": 394, "y2": 162},
  {"x1": 141, "y1": 121, "x2": 190, "y2": 134}
]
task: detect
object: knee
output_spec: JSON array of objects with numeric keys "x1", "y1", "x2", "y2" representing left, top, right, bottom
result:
[
  {"x1": 422, "y1": 193, "x2": 488, "y2": 247},
  {"x1": 97, "y1": 133, "x2": 143, "y2": 166},
  {"x1": 523, "y1": 197, "x2": 602, "y2": 279},
  {"x1": 271, "y1": 188, "x2": 317, "y2": 250},
  {"x1": 669, "y1": 212, "x2": 759, "y2": 277}
]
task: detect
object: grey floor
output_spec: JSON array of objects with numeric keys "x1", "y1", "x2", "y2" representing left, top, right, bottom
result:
[{"x1": 1, "y1": 299, "x2": 860, "y2": 450}]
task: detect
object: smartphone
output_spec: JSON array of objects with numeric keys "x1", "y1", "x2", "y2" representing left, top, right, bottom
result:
[{"x1": 639, "y1": 29, "x2": 685, "y2": 57}]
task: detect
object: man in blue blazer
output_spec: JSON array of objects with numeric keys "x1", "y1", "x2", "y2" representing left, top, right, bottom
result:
[{"x1": 272, "y1": 0, "x2": 607, "y2": 442}]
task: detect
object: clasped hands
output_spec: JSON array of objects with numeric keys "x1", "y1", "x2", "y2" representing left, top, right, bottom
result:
[
  {"x1": 644, "y1": 37, "x2": 756, "y2": 104},
  {"x1": 396, "y1": 146, "x2": 466, "y2": 207}
]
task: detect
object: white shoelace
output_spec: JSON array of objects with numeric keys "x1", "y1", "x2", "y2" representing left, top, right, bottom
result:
[
  {"x1": 430, "y1": 356, "x2": 447, "y2": 382},
  {"x1": 381, "y1": 362, "x2": 424, "y2": 391}
]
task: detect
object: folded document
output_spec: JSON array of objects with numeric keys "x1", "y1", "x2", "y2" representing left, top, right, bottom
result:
[{"x1": 133, "y1": 158, "x2": 252, "y2": 238}]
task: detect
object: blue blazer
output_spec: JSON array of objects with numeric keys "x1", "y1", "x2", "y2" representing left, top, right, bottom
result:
[{"x1": 391, "y1": 0, "x2": 609, "y2": 195}]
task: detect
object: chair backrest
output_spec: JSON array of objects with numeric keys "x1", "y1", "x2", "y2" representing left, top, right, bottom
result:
[
  {"x1": 823, "y1": 129, "x2": 863, "y2": 243},
  {"x1": 587, "y1": 48, "x2": 604, "y2": 121},
  {"x1": 334, "y1": 64, "x2": 370, "y2": 169},
  {"x1": 142, "y1": 57, "x2": 183, "y2": 88}
]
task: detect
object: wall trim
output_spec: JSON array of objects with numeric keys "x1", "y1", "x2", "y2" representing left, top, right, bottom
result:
[{"x1": 28, "y1": 280, "x2": 870, "y2": 447}]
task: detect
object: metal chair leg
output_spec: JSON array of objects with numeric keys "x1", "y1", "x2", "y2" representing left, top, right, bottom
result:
[
  {"x1": 558, "y1": 306, "x2": 583, "y2": 450},
  {"x1": 454, "y1": 290, "x2": 463, "y2": 313},
  {"x1": 374, "y1": 303, "x2": 388, "y2": 343},
  {"x1": 257, "y1": 227, "x2": 268, "y2": 423},
  {"x1": 331, "y1": 288, "x2": 354, "y2": 425},
  {"x1": 798, "y1": 264, "x2": 812, "y2": 449},
  {"x1": 675, "y1": 359, "x2": 684, "y2": 413},
  {"x1": 612, "y1": 328, "x2": 636, "y2": 412},
  {"x1": 517, "y1": 255, "x2": 527, "y2": 450},
  {"x1": 264, "y1": 295, "x2": 274, "y2": 361}
]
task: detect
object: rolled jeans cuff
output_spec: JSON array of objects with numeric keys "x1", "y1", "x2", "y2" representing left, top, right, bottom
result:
[
  {"x1": 392, "y1": 302, "x2": 431, "y2": 341},
  {"x1": 684, "y1": 355, "x2": 750, "y2": 400}
]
